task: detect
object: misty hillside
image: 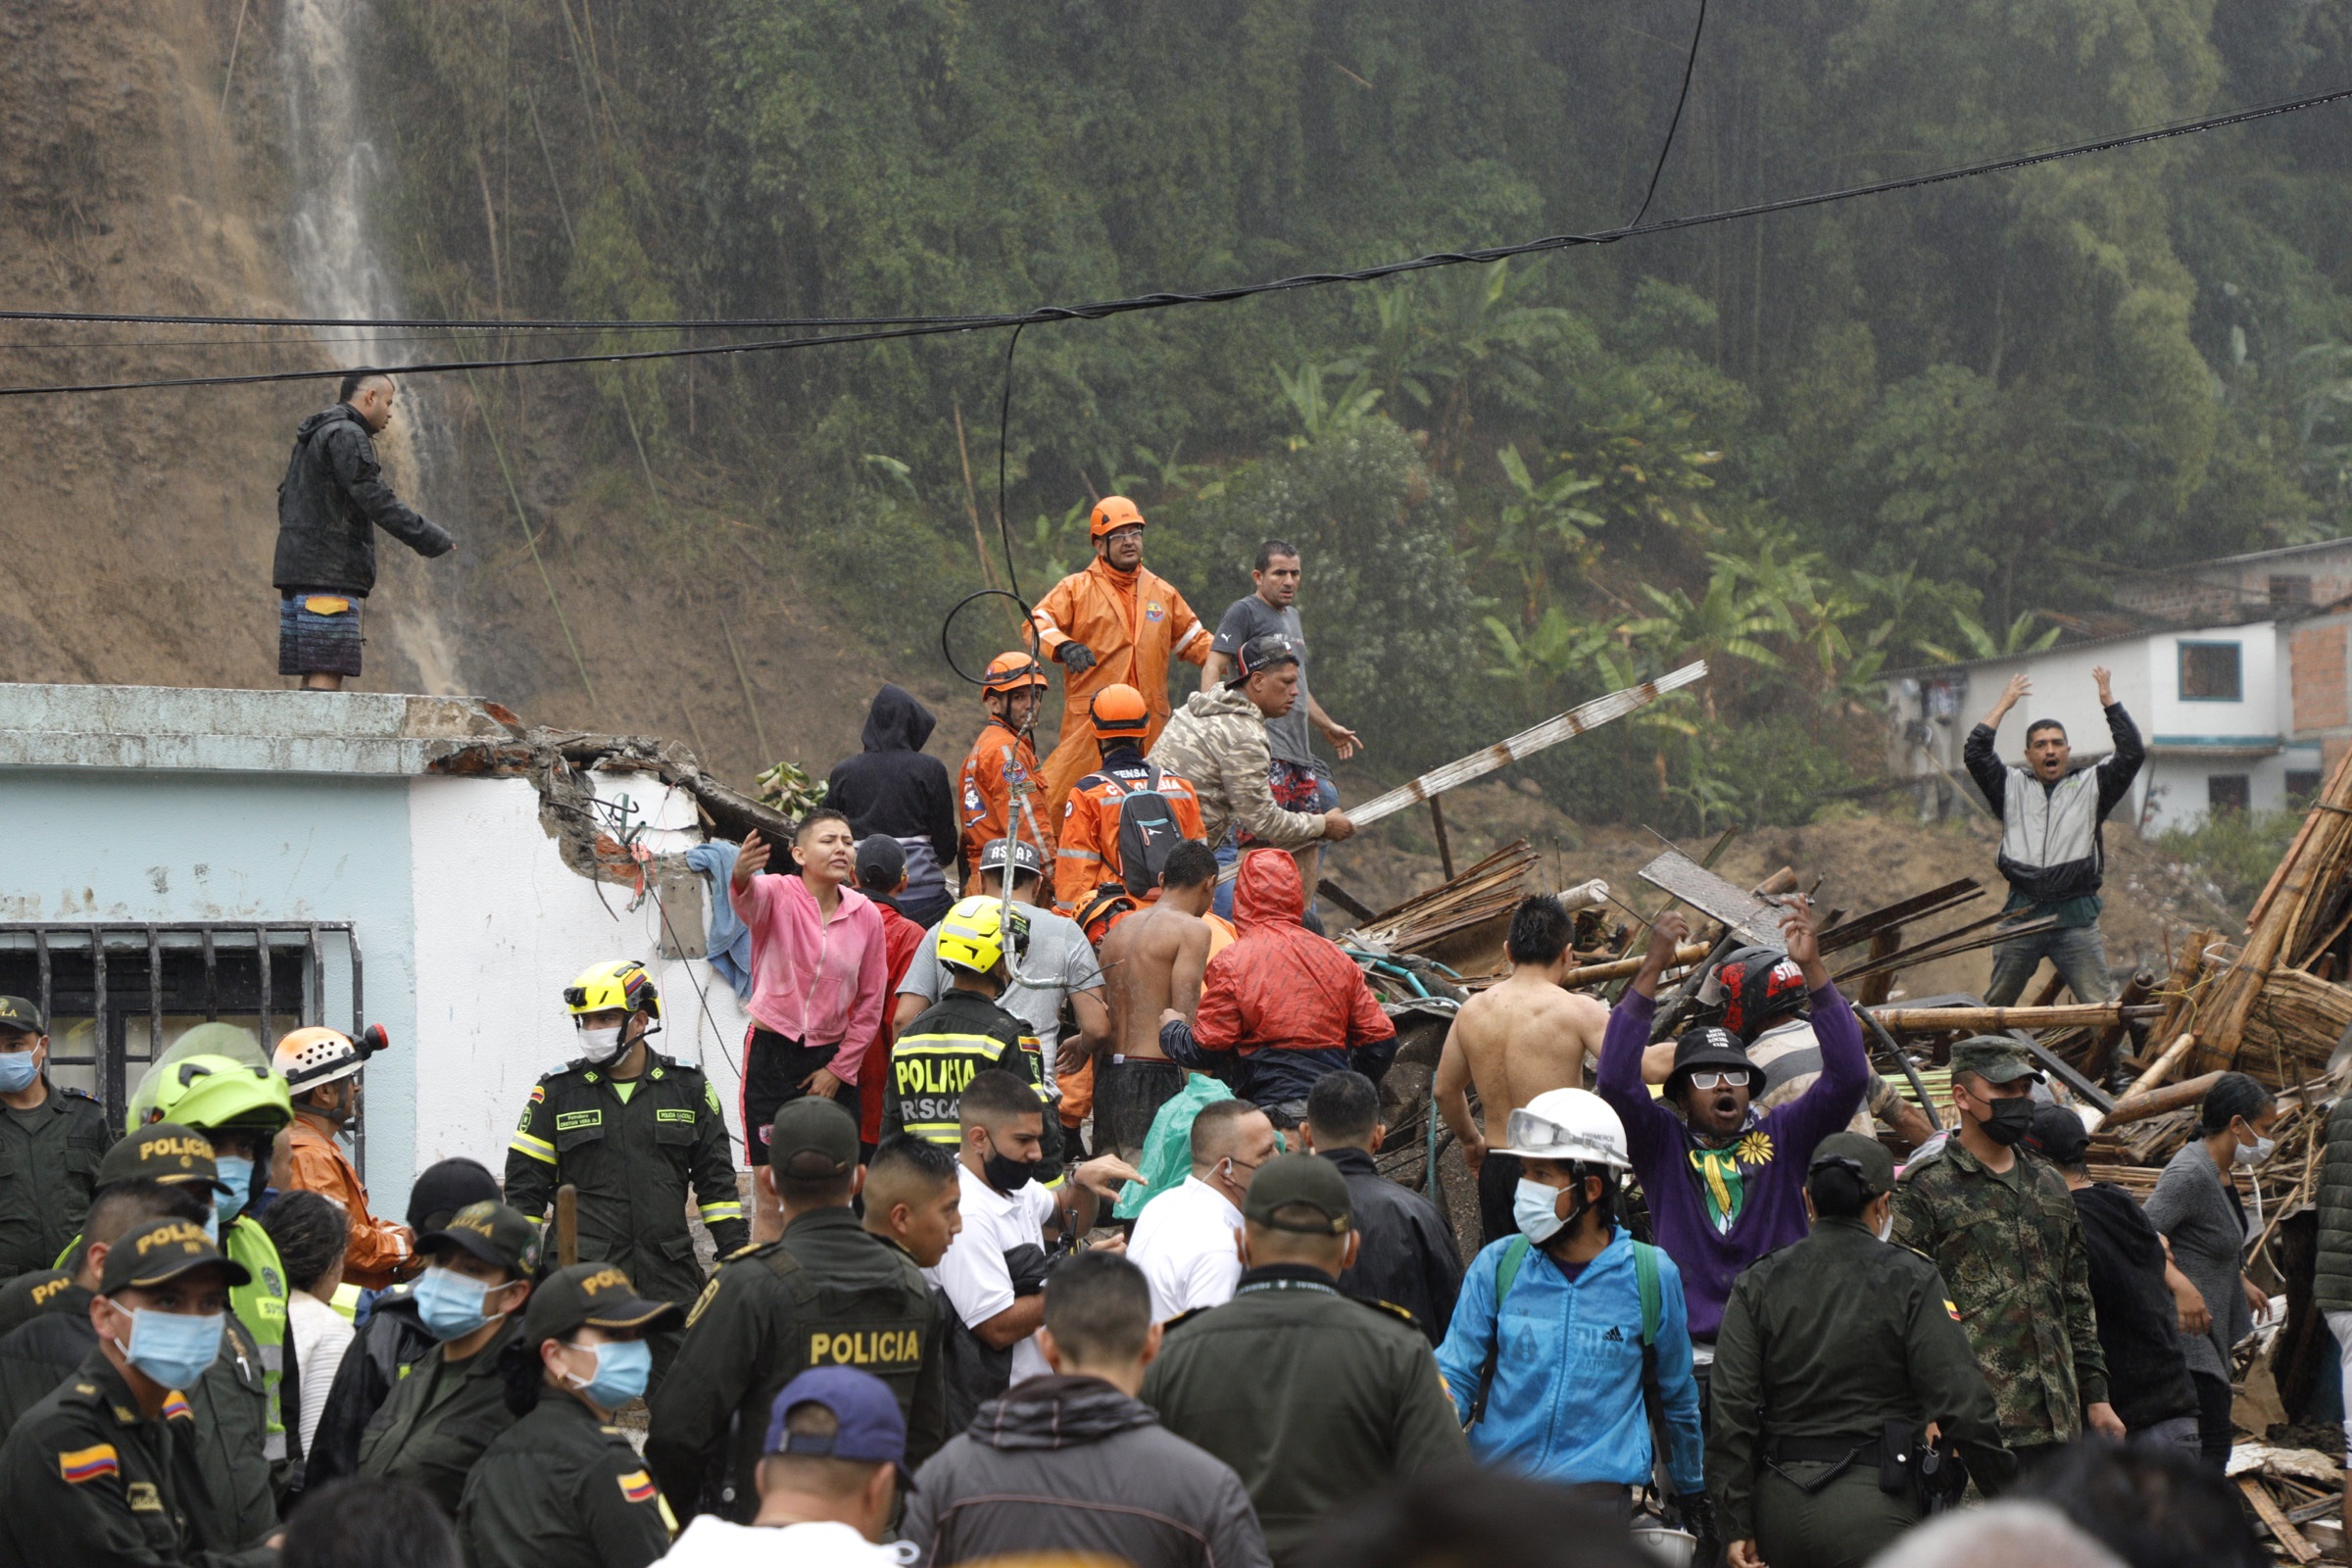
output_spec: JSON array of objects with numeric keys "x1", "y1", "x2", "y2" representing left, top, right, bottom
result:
[{"x1": 5, "y1": 0, "x2": 2351, "y2": 821}]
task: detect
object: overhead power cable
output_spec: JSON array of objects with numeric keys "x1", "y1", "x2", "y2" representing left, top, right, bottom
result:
[{"x1": 4, "y1": 79, "x2": 2348, "y2": 400}]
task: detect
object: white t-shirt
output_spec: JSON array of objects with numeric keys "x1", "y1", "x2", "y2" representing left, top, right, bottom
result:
[
  {"x1": 898, "y1": 905, "x2": 1102, "y2": 1093},
  {"x1": 285, "y1": 1291, "x2": 355, "y2": 1458},
  {"x1": 662, "y1": 1516, "x2": 915, "y2": 1567},
  {"x1": 1127, "y1": 1175, "x2": 1244, "y2": 1323},
  {"x1": 926, "y1": 1162, "x2": 1060, "y2": 1384}
]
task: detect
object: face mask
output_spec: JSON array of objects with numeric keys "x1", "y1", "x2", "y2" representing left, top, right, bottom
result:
[
  {"x1": 2234, "y1": 1124, "x2": 2276, "y2": 1167},
  {"x1": 415, "y1": 1268, "x2": 503, "y2": 1342},
  {"x1": 1976, "y1": 1096, "x2": 2035, "y2": 1147},
  {"x1": 1513, "y1": 1179, "x2": 1567, "y2": 1246},
  {"x1": 111, "y1": 1305, "x2": 224, "y2": 1393},
  {"x1": 214, "y1": 1156, "x2": 255, "y2": 1227},
  {"x1": 981, "y1": 1139, "x2": 1034, "y2": 1195},
  {"x1": 202, "y1": 1211, "x2": 220, "y2": 1247},
  {"x1": 1876, "y1": 1209, "x2": 1895, "y2": 1244},
  {"x1": 578, "y1": 1026, "x2": 624, "y2": 1064},
  {"x1": 0, "y1": 1052, "x2": 39, "y2": 1094},
  {"x1": 564, "y1": 1339, "x2": 652, "y2": 1410}
]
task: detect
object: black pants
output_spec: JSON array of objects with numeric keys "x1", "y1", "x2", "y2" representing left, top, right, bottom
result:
[
  {"x1": 1096, "y1": 1058, "x2": 1186, "y2": 1162},
  {"x1": 1478, "y1": 1151, "x2": 1523, "y2": 1249},
  {"x1": 2191, "y1": 1370, "x2": 2233, "y2": 1472},
  {"x1": 742, "y1": 1030, "x2": 852, "y2": 1166}
]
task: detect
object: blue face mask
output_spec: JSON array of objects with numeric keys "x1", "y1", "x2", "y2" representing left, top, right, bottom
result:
[
  {"x1": 0, "y1": 1051, "x2": 38, "y2": 1095},
  {"x1": 213, "y1": 1156, "x2": 255, "y2": 1228},
  {"x1": 565, "y1": 1339, "x2": 652, "y2": 1411},
  {"x1": 201, "y1": 1211, "x2": 220, "y2": 1247},
  {"x1": 113, "y1": 1306, "x2": 224, "y2": 1393},
  {"x1": 1513, "y1": 1178, "x2": 1568, "y2": 1246},
  {"x1": 415, "y1": 1268, "x2": 501, "y2": 1343}
]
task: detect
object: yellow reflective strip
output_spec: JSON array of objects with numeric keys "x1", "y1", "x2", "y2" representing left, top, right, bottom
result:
[
  {"x1": 698, "y1": 1201, "x2": 744, "y2": 1221},
  {"x1": 508, "y1": 1132, "x2": 557, "y2": 1164}
]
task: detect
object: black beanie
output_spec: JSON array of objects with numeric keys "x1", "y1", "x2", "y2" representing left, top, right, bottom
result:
[{"x1": 406, "y1": 1157, "x2": 502, "y2": 1233}]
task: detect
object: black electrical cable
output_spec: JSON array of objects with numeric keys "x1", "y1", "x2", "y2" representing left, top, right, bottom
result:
[
  {"x1": 4, "y1": 80, "x2": 2348, "y2": 399},
  {"x1": 1626, "y1": 0, "x2": 1707, "y2": 230}
]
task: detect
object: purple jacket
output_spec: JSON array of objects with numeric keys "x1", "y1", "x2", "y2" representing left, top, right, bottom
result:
[{"x1": 1595, "y1": 986, "x2": 1868, "y2": 1340}]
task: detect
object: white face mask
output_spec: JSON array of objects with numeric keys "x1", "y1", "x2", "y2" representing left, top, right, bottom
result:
[
  {"x1": 2233, "y1": 1122, "x2": 2276, "y2": 1167},
  {"x1": 1876, "y1": 1210, "x2": 1894, "y2": 1244},
  {"x1": 577, "y1": 1025, "x2": 624, "y2": 1063}
]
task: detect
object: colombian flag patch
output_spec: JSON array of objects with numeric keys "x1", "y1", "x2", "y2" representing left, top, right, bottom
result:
[
  {"x1": 529, "y1": 1085, "x2": 546, "y2": 1104},
  {"x1": 1945, "y1": 1299, "x2": 1963, "y2": 1321},
  {"x1": 161, "y1": 1393, "x2": 192, "y2": 1421},
  {"x1": 58, "y1": 1445, "x2": 119, "y2": 1484},
  {"x1": 618, "y1": 1470, "x2": 658, "y2": 1504}
]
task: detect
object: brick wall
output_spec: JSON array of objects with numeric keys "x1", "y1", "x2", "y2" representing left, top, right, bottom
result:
[{"x1": 2293, "y1": 624, "x2": 2348, "y2": 732}]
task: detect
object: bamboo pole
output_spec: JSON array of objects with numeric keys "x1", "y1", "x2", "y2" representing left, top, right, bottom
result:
[
  {"x1": 1868, "y1": 1003, "x2": 2146, "y2": 1033},
  {"x1": 2126, "y1": 1031, "x2": 2200, "y2": 1098},
  {"x1": 2094, "y1": 1070, "x2": 2224, "y2": 1130},
  {"x1": 1559, "y1": 944, "x2": 1713, "y2": 988}
]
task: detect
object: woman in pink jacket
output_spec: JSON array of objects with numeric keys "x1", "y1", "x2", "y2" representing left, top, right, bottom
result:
[{"x1": 729, "y1": 808, "x2": 889, "y2": 1238}]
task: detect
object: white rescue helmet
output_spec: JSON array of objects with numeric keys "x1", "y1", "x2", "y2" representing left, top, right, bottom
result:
[
  {"x1": 271, "y1": 1024, "x2": 390, "y2": 1095},
  {"x1": 1495, "y1": 1087, "x2": 1633, "y2": 1169}
]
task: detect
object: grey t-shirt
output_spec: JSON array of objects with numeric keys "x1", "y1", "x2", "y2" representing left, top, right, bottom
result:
[
  {"x1": 897, "y1": 904, "x2": 1102, "y2": 1094},
  {"x1": 1212, "y1": 595, "x2": 1313, "y2": 765}
]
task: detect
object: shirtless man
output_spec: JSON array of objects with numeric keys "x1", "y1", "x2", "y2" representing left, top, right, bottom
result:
[
  {"x1": 1435, "y1": 892, "x2": 1609, "y2": 1246},
  {"x1": 1093, "y1": 840, "x2": 1222, "y2": 1161}
]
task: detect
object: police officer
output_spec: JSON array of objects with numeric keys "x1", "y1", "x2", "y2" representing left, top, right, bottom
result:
[
  {"x1": 0, "y1": 1215, "x2": 265, "y2": 1565},
  {"x1": 456, "y1": 1262, "x2": 678, "y2": 1568},
  {"x1": 647, "y1": 1097, "x2": 945, "y2": 1522},
  {"x1": 1892, "y1": 1037, "x2": 2123, "y2": 1471},
  {"x1": 1139, "y1": 1153, "x2": 1467, "y2": 1561},
  {"x1": 1708, "y1": 1133, "x2": 2014, "y2": 1568},
  {"x1": 507, "y1": 960, "x2": 748, "y2": 1389},
  {"x1": 884, "y1": 897, "x2": 1043, "y2": 1147},
  {"x1": 0, "y1": 997, "x2": 110, "y2": 1283},
  {"x1": 356, "y1": 1201, "x2": 540, "y2": 1514}
]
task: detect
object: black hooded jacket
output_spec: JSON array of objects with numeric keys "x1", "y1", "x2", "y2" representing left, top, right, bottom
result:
[
  {"x1": 273, "y1": 404, "x2": 453, "y2": 595},
  {"x1": 825, "y1": 686, "x2": 958, "y2": 900}
]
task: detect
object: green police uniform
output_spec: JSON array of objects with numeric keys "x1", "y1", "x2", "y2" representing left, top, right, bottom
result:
[
  {"x1": 355, "y1": 1318, "x2": 523, "y2": 1516},
  {"x1": 1708, "y1": 1136, "x2": 2016, "y2": 1568},
  {"x1": 0, "y1": 1271, "x2": 76, "y2": 1340},
  {"x1": 457, "y1": 1396, "x2": 671, "y2": 1568},
  {"x1": 645, "y1": 1208, "x2": 947, "y2": 1520},
  {"x1": 1139, "y1": 1155, "x2": 1466, "y2": 1566},
  {"x1": 1890, "y1": 1045, "x2": 2108, "y2": 1461},
  {"x1": 0, "y1": 1081, "x2": 110, "y2": 1282},
  {"x1": 505, "y1": 1050, "x2": 747, "y2": 1316}
]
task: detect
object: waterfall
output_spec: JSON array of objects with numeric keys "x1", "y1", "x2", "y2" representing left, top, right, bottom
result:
[{"x1": 278, "y1": 0, "x2": 463, "y2": 695}]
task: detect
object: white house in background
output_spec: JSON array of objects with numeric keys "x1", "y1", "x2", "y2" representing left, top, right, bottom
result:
[
  {"x1": 0, "y1": 683, "x2": 756, "y2": 1218},
  {"x1": 1887, "y1": 619, "x2": 2319, "y2": 832}
]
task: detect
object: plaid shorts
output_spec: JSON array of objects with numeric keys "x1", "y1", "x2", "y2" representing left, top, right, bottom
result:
[
  {"x1": 278, "y1": 591, "x2": 365, "y2": 677},
  {"x1": 1239, "y1": 758, "x2": 1324, "y2": 847}
]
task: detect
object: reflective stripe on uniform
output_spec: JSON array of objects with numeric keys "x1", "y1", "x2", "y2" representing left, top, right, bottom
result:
[
  {"x1": 510, "y1": 1129, "x2": 557, "y2": 1164},
  {"x1": 1056, "y1": 848, "x2": 1101, "y2": 862},
  {"x1": 1173, "y1": 620, "x2": 1206, "y2": 653},
  {"x1": 698, "y1": 1200, "x2": 744, "y2": 1223}
]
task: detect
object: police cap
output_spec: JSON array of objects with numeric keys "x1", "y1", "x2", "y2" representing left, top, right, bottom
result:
[
  {"x1": 1242, "y1": 1152, "x2": 1351, "y2": 1235},
  {"x1": 523, "y1": 1262, "x2": 682, "y2": 1345},
  {"x1": 97, "y1": 1123, "x2": 232, "y2": 1195},
  {"x1": 1950, "y1": 1036, "x2": 2044, "y2": 1086},
  {"x1": 99, "y1": 1216, "x2": 250, "y2": 1296}
]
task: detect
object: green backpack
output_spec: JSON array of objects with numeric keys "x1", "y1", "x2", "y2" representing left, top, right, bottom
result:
[{"x1": 1466, "y1": 1235, "x2": 1663, "y2": 1428}]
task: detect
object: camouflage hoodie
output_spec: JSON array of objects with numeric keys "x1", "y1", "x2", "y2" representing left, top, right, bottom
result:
[{"x1": 1148, "y1": 685, "x2": 1325, "y2": 851}]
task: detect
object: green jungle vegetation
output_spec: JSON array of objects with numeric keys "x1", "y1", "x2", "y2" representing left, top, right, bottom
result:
[{"x1": 370, "y1": 0, "x2": 2352, "y2": 828}]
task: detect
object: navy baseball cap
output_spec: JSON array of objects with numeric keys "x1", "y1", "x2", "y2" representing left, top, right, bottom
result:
[{"x1": 765, "y1": 1367, "x2": 915, "y2": 1488}]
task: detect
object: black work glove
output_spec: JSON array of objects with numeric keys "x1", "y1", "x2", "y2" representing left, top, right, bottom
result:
[
  {"x1": 1676, "y1": 1494, "x2": 1720, "y2": 1560},
  {"x1": 1058, "y1": 642, "x2": 1097, "y2": 672},
  {"x1": 1004, "y1": 1244, "x2": 1053, "y2": 1298}
]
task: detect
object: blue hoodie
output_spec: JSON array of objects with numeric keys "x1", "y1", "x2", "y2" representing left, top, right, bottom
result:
[{"x1": 1436, "y1": 1227, "x2": 1705, "y2": 1494}]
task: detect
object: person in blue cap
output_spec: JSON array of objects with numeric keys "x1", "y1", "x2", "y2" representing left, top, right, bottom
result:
[{"x1": 663, "y1": 1365, "x2": 915, "y2": 1566}]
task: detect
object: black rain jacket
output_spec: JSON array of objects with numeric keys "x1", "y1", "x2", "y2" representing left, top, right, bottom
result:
[
  {"x1": 825, "y1": 686, "x2": 958, "y2": 897},
  {"x1": 273, "y1": 404, "x2": 452, "y2": 595}
]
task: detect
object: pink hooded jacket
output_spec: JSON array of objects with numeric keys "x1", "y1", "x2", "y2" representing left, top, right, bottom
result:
[{"x1": 730, "y1": 870, "x2": 889, "y2": 1080}]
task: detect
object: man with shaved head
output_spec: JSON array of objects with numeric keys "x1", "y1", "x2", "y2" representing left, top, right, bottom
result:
[{"x1": 1126, "y1": 1100, "x2": 1277, "y2": 1323}]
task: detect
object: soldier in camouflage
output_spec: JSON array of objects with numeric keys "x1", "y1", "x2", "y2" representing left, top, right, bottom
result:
[{"x1": 1890, "y1": 1038, "x2": 2124, "y2": 1470}]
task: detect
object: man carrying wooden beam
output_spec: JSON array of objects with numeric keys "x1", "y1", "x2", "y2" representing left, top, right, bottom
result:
[{"x1": 1964, "y1": 665, "x2": 2144, "y2": 1006}]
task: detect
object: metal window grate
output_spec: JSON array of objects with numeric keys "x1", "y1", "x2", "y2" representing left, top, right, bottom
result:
[{"x1": 0, "y1": 923, "x2": 365, "y2": 1162}]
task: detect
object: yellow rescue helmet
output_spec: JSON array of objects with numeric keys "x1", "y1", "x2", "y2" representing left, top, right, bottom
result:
[
  {"x1": 563, "y1": 959, "x2": 662, "y2": 1020},
  {"x1": 934, "y1": 897, "x2": 1030, "y2": 979}
]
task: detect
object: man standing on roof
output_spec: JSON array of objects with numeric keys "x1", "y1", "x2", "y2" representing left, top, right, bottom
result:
[
  {"x1": 1031, "y1": 497, "x2": 1210, "y2": 816},
  {"x1": 273, "y1": 368, "x2": 456, "y2": 692},
  {"x1": 826, "y1": 686, "x2": 960, "y2": 929},
  {"x1": 1159, "y1": 849, "x2": 1396, "y2": 1128},
  {"x1": 1964, "y1": 664, "x2": 2144, "y2": 1005},
  {"x1": 0, "y1": 996, "x2": 109, "y2": 1285},
  {"x1": 274, "y1": 1027, "x2": 416, "y2": 1291},
  {"x1": 959, "y1": 652, "x2": 1055, "y2": 884},
  {"x1": 1056, "y1": 685, "x2": 1208, "y2": 937},
  {"x1": 1152, "y1": 633, "x2": 1354, "y2": 919}
]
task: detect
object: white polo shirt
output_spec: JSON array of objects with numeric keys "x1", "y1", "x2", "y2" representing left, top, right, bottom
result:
[
  {"x1": 1127, "y1": 1175, "x2": 1245, "y2": 1323},
  {"x1": 926, "y1": 1161, "x2": 1060, "y2": 1384}
]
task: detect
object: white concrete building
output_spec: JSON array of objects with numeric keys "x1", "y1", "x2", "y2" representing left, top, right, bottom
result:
[{"x1": 0, "y1": 683, "x2": 758, "y2": 1217}]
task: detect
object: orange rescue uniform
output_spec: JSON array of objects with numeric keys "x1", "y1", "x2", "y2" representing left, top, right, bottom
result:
[
  {"x1": 1054, "y1": 760, "x2": 1208, "y2": 915},
  {"x1": 285, "y1": 1118, "x2": 417, "y2": 1289},
  {"x1": 1030, "y1": 560, "x2": 1209, "y2": 814},
  {"x1": 957, "y1": 718, "x2": 1054, "y2": 879}
]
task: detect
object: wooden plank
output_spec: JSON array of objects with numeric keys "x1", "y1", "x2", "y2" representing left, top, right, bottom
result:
[
  {"x1": 1868, "y1": 1004, "x2": 2142, "y2": 1033},
  {"x1": 2241, "y1": 1477, "x2": 2323, "y2": 1563},
  {"x1": 1559, "y1": 944, "x2": 1713, "y2": 988}
]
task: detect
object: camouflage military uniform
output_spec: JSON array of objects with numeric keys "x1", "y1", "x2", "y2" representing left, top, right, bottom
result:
[{"x1": 1890, "y1": 1137, "x2": 2106, "y2": 1451}]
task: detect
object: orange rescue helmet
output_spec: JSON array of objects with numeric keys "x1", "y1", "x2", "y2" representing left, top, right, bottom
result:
[
  {"x1": 1090, "y1": 496, "x2": 1147, "y2": 538},
  {"x1": 1089, "y1": 684, "x2": 1151, "y2": 737},
  {"x1": 981, "y1": 651, "x2": 1051, "y2": 700}
]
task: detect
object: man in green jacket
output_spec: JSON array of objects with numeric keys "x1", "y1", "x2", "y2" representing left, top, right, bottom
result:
[
  {"x1": 1140, "y1": 1153, "x2": 1466, "y2": 1565},
  {"x1": 0, "y1": 997, "x2": 111, "y2": 1283},
  {"x1": 356, "y1": 1201, "x2": 538, "y2": 1515},
  {"x1": 646, "y1": 1100, "x2": 948, "y2": 1522}
]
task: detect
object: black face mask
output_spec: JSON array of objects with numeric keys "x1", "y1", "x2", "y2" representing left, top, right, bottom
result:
[
  {"x1": 979, "y1": 1136, "x2": 1034, "y2": 1194},
  {"x1": 1978, "y1": 1096, "x2": 2035, "y2": 1147}
]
